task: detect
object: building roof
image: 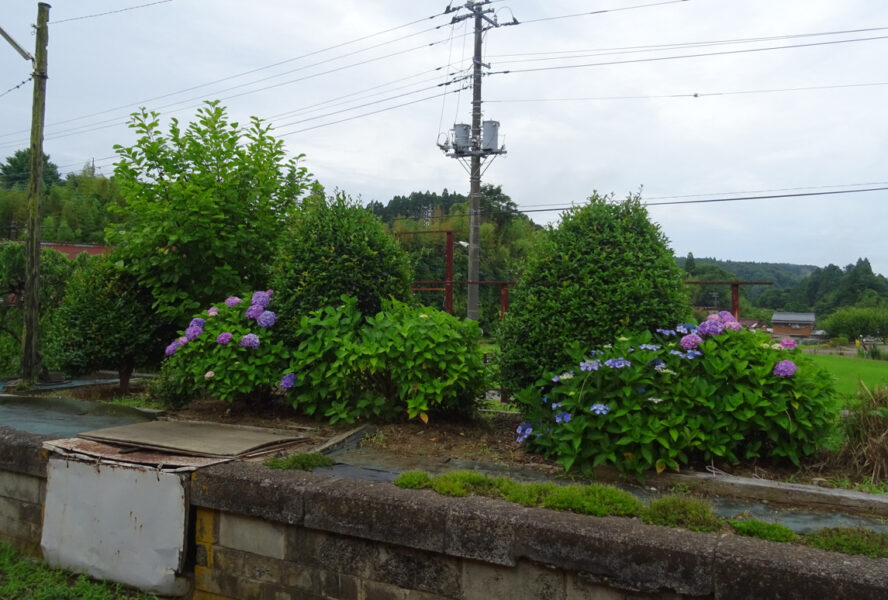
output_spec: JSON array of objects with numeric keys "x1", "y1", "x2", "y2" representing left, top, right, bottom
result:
[{"x1": 771, "y1": 312, "x2": 816, "y2": 323}]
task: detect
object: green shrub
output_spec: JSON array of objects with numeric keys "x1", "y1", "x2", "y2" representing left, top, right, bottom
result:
[
  {"x1": 803, "y1": 527, "x2": 888, "y2": 558},
  {"x1": 281, "y1": 297, "x2": 485, "y2": 424},
  {"x1": 540, "y1": 484, "x2": 644, "y2": 517},
  {"x1": 393, "y1": 471, "x2": 433, "y2": 489},
  {"x1": 159, "y1": 290, "x2": 289, "y2": 404},
  {"x1": 730, "y1": 519, "x2": 797, "y2": 542},
  {"x1": 645, "y1": 495, "x2": 722, "y2": 532},
  {"x1": 498, "y1": 192, "x2": 689, "y2": 394},
  {"x1": 272, "y1": 192, "x2": 413, "y2": 342},
  {"x1": 265, "y1": 452, "x2": 335, "y2": 471},
  {"x1": 147, "y1": 359, "x2": 197, "y2": 409},
  {"x1": 515, "y1": 315, "x2": 839, "y2": 474},
  {"x1": 45, "y1": 256, "x2": 162, "y2": 393}
]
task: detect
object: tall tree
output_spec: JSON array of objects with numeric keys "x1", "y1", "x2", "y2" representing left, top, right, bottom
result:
[
  {"x1": 0, "y1": 149, "x2": 61, "y2": 190},
  {"x1": 108, "y1": 101, "x2": 311, "y2": 325}
]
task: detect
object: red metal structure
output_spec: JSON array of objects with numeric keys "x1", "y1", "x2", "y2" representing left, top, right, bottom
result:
[{"x1": 685, "y1": 280, "x2": 772, "y2": 318}]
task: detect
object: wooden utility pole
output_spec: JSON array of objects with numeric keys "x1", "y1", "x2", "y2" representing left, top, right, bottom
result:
[{"x1": 21, "y1": 3, "x2": 50, "y2": 384}]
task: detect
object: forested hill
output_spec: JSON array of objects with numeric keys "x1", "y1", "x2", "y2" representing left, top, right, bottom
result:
[{"x1": 676, "y1": 256, "x2": 817, "y2": 289}]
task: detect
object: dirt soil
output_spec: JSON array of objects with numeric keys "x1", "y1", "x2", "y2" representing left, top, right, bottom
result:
[{"x1": 35, "y1": 381, "x2": 871, "y2": 488}]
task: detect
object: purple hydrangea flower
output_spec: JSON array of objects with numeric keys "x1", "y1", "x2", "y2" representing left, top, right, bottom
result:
[
  {"x1": 698, "y1": 320, "x2": 725, "y2": 336},
  {"x1": 725, "y1": 320, "x2": 743, "y2": 331},
  {"x1": 165, "y1": 340, "x2": 181, "y2": 356},
  {"x1": 773, "y1": 360, "x2": 797, "y2": 378},
  {"x1": 280, "y1": 372, "x2": 296, "y2": 389},
  {"x1": 780, "y1": 337, "x2": 798, "y2": 350},
  {"x1": 256, "y1": 310, "x2": 277, "y2": 328},
  {"x1": 706, "y1": 313, "x2": 721, "y2": 322},
  {"x1": 245, "y1": 304, "x2": 264, "y2": 320},
  {"x1": 718, "y1": 310, "x2": 737, "y2": 322},
  {"x1": 589, "y1": 403, "x2": 610, "y2": 415},
  {"x1": 225, "y1": 296, "x2": 242, "y2": 307},
  {"x1": 552, "y1": 375, "x2": 560, "y2": 383},
  {"x1": 189, "y1": 317, "x2": 206, "y2": 329},
  {"x1": 251, "y1": 290, "x2": 271, "y2": 308},
  {"x1": 185, "y1": 325, "x2": 203, "y2": 341},
  {"x1": 216, "y1": 332, "x2": 233, "y2": 345},
  {"x1": 239, "y1": 333, "x2": 260, "y2": 348},
  {"x1": 207, "y1": 306, "x2": 219, "y2": 317},
  {"x1": 680, "y1": 333, "x2": 703, "y2": 350},
  {"x1": 555, "y1": 412, "x2": 572, "y2": 424}
]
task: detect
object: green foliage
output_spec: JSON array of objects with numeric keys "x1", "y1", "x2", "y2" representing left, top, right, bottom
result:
[
  {"x1": 160, "y1": 291, "x2": 289, "y2": 404},
  {"x1": 282, "y1": 297, "x2": 485, "y2": 424},
  {"x1": 147, "y1": 359, "x2": 196, "y2": 409},
  {"x1": 803, "y1": 527, "x2": 888, "y2": 558},
  {"x1": 273, "y1": 192, "x2": 413, "y2": 334},
  {"x1": 822, "y1": 306, "x2": 888, "y2": 340},
  {"x1": 0, "y1": 242, "x2": 76, "y2": 377},
  {"x1": 45, "y1": 256, "x2": 162, "y2": 392},
  {"x1": 393, "y1": 471, "x2": 433, "y2": 489},
  {"x1": 392, "y1": 470, "x2": 642, "y2": 517},
  {"x1": 805, "y1": 354, "x2": 888, "y2": 399},
  {"x1": 516, "y1": 316, "x2": 839, "y2": 475},
  {"x1": 0, "y1": 541, "x2": 157, "y2": 599},
  {"x1": 645, "y1": 495, "x2": 722, "y2": 532},
  {"x1": 109, "y1": 101, "x2": 310, "y2": 324},
  {"x1": 0, "y1": 148, "x2": 62, "y2": 189},
  {"x1": 729, "y1": 519, "x2": 797, "y2": 542},
  {"x1": 499, "y1": 192, "x2": 689, "y2": 394},
  {"x1": 265, "y1": 452, "x2": 335, "y2": 471}
]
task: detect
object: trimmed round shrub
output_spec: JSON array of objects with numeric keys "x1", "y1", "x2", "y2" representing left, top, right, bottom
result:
[
  {"x1": 498, "y1": 192, "x2": 689, "y2": 393},
  {"x1": 272, "y1": 192, "x2": 413, "y2": 342},
  {"x1": 45, "y1": 256, "x2": 162, "y2": 393}
]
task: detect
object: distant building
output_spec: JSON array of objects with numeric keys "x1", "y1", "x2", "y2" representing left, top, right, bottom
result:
[
  {"x1": 40, "y1": 242, "x2": 108, "y2": 260},
  {"x1": 771, "y1": 312, "x2": 816, "y2": 338}
]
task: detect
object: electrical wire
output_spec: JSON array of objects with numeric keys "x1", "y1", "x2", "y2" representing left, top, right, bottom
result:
[
  {"x1": 519, "y1": 0, "x2": 690, "y2": 25},
  {"x1": 0, "y1": 8, "x2": 454, "y2": 138},
  {"x1": 0, "y1": 76, "x2": 31, "y2": 99},
  {"x1": 49, "y1": 0, "x2": 173, "y2": 24},
  {"x1": 488, "y1": 34, "x2": 888, "y2": 77},
  {"x1": 486, "y1": 81, "x2": 888, "y2": 103}
]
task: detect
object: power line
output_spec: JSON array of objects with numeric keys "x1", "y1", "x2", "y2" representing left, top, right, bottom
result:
[
  {"x1": 0, "y1": 76, "x2": 31, "y2": 99},
  {"x1": 0, "y1": 9, "x2": 453, "y2": 139},
  {"x1": 49, "y1": 0, "x2": 174, "y2": 24},
  {"x1": 519, "y1": 0, "x2": 690, "y2": 25},
  {"x1": 486, "y1": 81, "x2": 888, "y2": 103},
  {"x1": 488, "y1": 35, "x2": 888, "y2": 77}
]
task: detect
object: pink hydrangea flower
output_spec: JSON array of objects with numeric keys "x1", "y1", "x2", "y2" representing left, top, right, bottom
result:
[
  {"x1": 780, "y1": 337, "x2": 798, "y2": 350},
  {"x1": 680, "y1": 333, "x2": 703, "y2": 350}
]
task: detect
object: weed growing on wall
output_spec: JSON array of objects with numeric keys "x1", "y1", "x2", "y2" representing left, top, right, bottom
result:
[{"x1": 515, "y1": 312, "x2": 839, "y2": 475}]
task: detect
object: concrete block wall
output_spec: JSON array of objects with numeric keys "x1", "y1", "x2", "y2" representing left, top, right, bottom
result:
[
  {"x1": 3, "y1": 427, "x2": 888, "y2": 599},
  {"x1": 0, "y1": 428, "x2": 49, "y2": 555}
]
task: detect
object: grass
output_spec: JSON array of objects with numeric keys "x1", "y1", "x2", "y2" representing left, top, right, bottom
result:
[
  {"x1": 265, "y1": 452, "x2": 335, "y2": 471},
  {"x1": 394, "y1": 470, "x2": 888, "y2": 558},
  {"x1": 0, "y1": 541, "x2": 157, "y2": 599},
  {"x1": 806, "y1": 354, "x2": 888, "y2": 400}
]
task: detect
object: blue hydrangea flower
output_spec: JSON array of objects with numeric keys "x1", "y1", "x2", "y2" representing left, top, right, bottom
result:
[
  {"x1": 189, "y1": 317, "x2": 206, "y2": 329},
  {"x1": 656, "y1": 328, "x2": 677, "y2": 337},
  {"x1": 639, "y1": 343, "x2": 660, "y2": 351},
  {"x1": 555, "y1": 412, "x2": 572, "y2": 424},
  {"x1": 589, "y1": 403, "x2": 610, "y2": 415},
  {"x1": 551, "y1": 402, "x2": 562, "y2": 410},
  {"x1": 580, "y1": 359, "x2": 601, "y2": 371},
  {"x1": 516, "y1": 423, "x2": 534, "y2": 443},
  {"x1": 256, "y1": 310, "x2": 277, "y2": 328},
  {"x1": 604, "y1": 357, "x2": 631, "y2": 369},
  {"x1": 698, "y1": 320, "x2": 725, "y2": 336}
]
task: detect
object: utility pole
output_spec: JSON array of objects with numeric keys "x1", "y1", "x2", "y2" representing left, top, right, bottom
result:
[
  {"x1": 22, "y1": 3, "x2": 50, "y2": 384},
  {"x1": 439, "y1": 1, "x2": 514, "y2": 321}
]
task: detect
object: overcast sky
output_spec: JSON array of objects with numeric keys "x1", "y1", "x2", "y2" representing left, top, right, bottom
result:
[{"x1": 2, "y1": 0, "x2": 887, "y2": 275}]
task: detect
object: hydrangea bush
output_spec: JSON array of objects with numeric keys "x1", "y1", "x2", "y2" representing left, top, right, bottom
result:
[
  {"x1": 515, "y1": 311, "x2": 839, "y2": 475},
  {"x1": 160, "y1": 290, "x2": 288, "y2": 403}
]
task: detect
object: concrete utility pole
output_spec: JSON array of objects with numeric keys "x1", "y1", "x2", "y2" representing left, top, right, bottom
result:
[
  {"x1": 22, "y1": 3, "x2": 50, "y2": 384},
  {"x1": 439, "y1": 1, "x2": 513, "y2": 321}
]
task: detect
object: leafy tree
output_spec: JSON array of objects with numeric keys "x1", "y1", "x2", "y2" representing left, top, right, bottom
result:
[
  {"x1": 822, "y1": 306, "x2": 888, "y2": 340},
  {"x1": 272, "y1": 192, "x2": 413, "y2": 341},
  {"x1": 45, "y1": 256, "x2": 163, "y2": 393},
  {"x1": 684, "y1": 252, "x2": 697, "y2": 275},
  {"x1": 0, "y1": 149, "x2": 62, "y2": 190},
  {"x1": 686, "y1": 262, "x2": 736, "y2": 310},
  {"x1": 108, "y1": 101, "x2": 310, "y2": 324},
  {"x1": 498, "y1": 192, "x2": 690, "y2": 393}
]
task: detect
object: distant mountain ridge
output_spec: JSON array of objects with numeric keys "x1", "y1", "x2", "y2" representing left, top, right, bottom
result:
[{"x1": 676, "y1": 256, "x2": 817, "y2": 290}]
